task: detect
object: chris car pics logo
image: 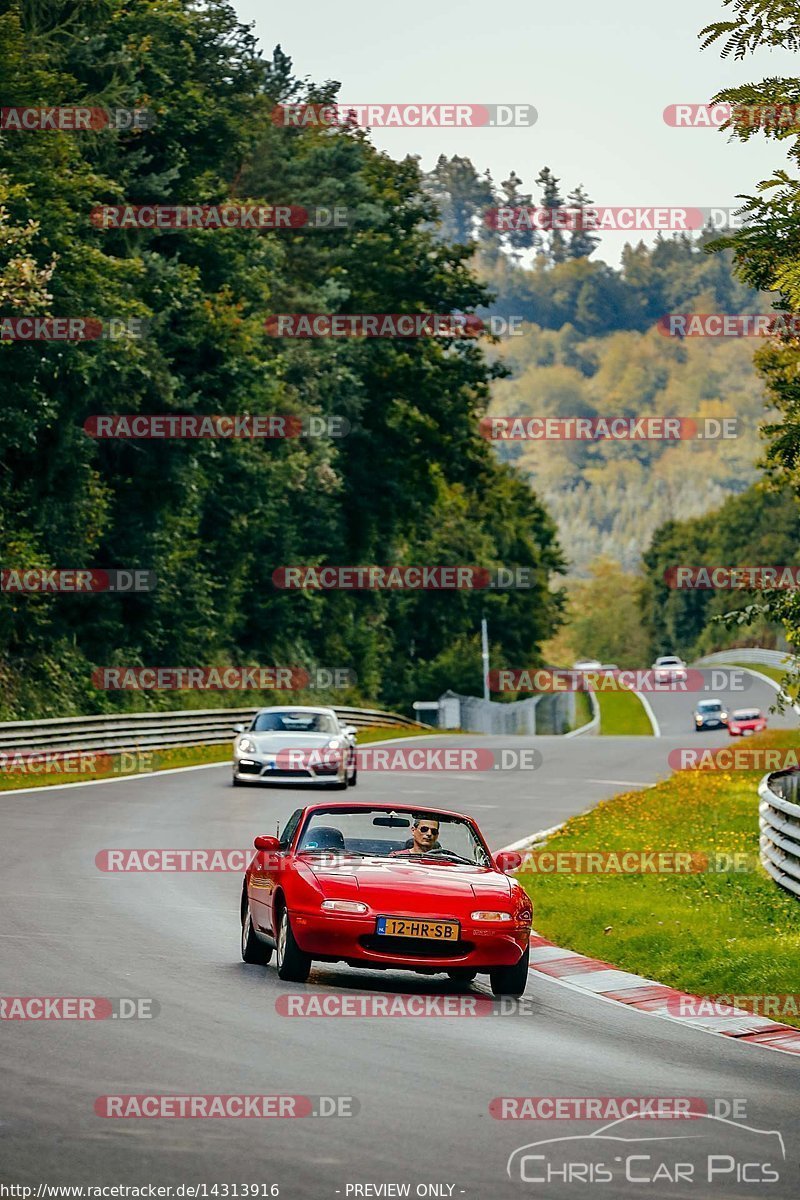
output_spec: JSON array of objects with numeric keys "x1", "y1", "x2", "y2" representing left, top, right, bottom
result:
[{"x1": 506, "y1": 1113, "x2": 785, "y2": 1186}]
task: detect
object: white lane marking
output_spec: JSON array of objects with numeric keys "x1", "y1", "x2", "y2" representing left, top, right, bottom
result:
[
  {"x1": 634, "y1": 691, "x2": 661, "y2": 737},
  {"x1": 496, "y1": 822, "x2": 565, "y2": 853},
  {"x1": 0, "y1": 734, "x2": 422, "y2": 797},
  {"x1": 0, "y1": 759, "x2": 227, "y2": 796},
  {"x1": 585, "y1": 778, "x2": 656, "y2": 787}
]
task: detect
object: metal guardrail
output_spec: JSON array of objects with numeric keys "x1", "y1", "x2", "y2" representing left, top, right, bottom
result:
[
  {"x1": 695, "y1": 648, "x2": 797, "y2": 669},
  {"x1": 0, "y1": 705, "x2": 425, "y2": 757},
  {"x1": 759, "y1": 770, "x2": 800, "y2": 900}
]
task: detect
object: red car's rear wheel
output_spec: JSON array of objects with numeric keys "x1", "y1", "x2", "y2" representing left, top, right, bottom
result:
[{"x1": 241, "y1": 908, "x2": 272, "y2": 965}]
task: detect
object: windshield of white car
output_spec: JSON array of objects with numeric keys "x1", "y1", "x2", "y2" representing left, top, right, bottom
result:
[
  {"x1": 252, "y1": 712, "x2": 338, "y2": 734},
  {"x1": 697, "y1": 702, "x2": 722, "y2": 712},
  {"x1": 294, "y1": 808, "x2": 490, "y2": 864}
]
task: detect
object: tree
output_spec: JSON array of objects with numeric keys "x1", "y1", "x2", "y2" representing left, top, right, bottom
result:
[
  {"x1": 542, "y1": 557, "x2": 650, "y2": 667},
  {"x1": 566, "y1": 184, "x2": 599, "y2": 260},
  {"x1": 499, "y1": 170, "x2": 540, "y2": 261},
  {"x1": 422, "y1": 154, "x2": 496, "y2": 245},
  {"x1": 699, "y1": 0, "x2": 800, "y2": 675},
  {"x1": 535, "y1": 167, "x2": 567, "y2": 264}
]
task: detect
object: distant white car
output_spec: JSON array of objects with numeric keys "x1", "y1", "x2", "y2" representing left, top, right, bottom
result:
[
  {"x1": 652, "y1": 655, "x2": 687, "y2": 683},
  {"x1": 232, "y1": 706, "x2": 357, "y2": 788},
  {"x1": 573, "y1": 659, "x2": 602, "y2": 672}
]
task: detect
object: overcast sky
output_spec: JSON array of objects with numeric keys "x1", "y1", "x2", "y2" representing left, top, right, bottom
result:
[{"x1": 232, "y1": 0, "x2": 795, "y2": 261}]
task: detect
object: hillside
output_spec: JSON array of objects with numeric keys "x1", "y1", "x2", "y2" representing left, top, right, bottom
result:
[
  {"x1": 487, "y1": 323, "x2": 769, "y2": 574},
  {"x1": 419, "y1": 155, "x2": 772, "y2": 577}
]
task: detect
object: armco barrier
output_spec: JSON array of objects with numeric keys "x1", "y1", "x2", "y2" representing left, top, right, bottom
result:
[
  {"x1": 0, "y1": 705, "x2": 425, "y2": 758},
  {"x1": 695, "y1": 648, "x2": 797, "y2": 669},
  {"x1": 759, "y1": 770, "x2": 800, "y2": 900}
]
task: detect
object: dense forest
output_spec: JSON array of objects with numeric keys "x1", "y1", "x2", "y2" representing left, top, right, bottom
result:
[{"x1": 0, "y1": 0, "x2": 566, "y2": 718}]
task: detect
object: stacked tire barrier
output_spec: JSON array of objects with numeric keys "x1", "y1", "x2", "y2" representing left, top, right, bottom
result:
[{"x1": 759, "y1": 770, "x2": 800, "y2": 900}]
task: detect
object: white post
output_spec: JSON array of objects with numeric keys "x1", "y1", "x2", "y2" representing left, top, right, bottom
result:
[{"x1": 481, "y1": 617, "x2": 490, "y2": 703}]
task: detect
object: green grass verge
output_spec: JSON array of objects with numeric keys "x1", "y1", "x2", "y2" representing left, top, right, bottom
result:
[
  {"x1": 596, "y1": 688, "x2": 653, "y2": 735},
  {"x1": 0, "y1": 723, "x2": 440, "y2": 791},
  {"x1": 520, "y1": 728, "x2": 800, "y2": 1026}
]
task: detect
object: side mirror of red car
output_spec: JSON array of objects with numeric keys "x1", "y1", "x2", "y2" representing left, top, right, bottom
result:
[
  {"x1": 495, "y1": 850, "x2": 523, "y2": 873},
  {"x1": 254, "y1": 835, "x2": 281, "y2": 852}
]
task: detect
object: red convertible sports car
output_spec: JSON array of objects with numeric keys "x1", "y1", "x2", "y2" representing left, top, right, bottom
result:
[{"x1": 240, "y1": 801, "x2": 532, "y2": 996}]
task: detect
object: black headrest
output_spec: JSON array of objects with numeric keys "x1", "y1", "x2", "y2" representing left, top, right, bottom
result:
[{"x1": 303, "y1": 826, "x2": 346, "y2": 850}]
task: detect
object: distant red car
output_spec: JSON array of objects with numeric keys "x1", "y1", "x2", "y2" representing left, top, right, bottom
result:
[
  {"x1": 240, "y1": 801, "x2": 532, "y2": 996},
  {"x1": 728, "y1": 708, "x2": 767, "y2": 736}
]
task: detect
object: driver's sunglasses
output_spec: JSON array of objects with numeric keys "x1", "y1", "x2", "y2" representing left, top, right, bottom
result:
[{"x1": 418, "y1": 825, "x2": 439, "y2": 835}]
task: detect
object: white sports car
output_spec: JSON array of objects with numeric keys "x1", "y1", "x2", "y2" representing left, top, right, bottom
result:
[{"x1": 232, "y1": 706, "x2": 358, "y2": 788}]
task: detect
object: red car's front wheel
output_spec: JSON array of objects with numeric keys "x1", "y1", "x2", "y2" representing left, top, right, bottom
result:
[
  {"x1": 276, "y1": 909, "x2": 312, "y2": 983},
  {"x1": 489, "y1": 945, "x2": 530, "y2": 997}
]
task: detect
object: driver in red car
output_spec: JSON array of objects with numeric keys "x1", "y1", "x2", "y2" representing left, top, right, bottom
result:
[{"x1": 390, "y1": 816, "x2": 441, "y2": 857}]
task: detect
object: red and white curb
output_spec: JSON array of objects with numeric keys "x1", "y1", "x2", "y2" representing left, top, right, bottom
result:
[{"x1": 527, "y1": 932, "x2": 800, "y2": 1057}]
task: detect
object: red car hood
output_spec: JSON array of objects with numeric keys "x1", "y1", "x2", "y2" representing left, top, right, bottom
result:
[
  {"x1": 731, "y1": 720, "x2": 764, "y2": 730},
  {"x1": 303, "y1": 856, "x2": 512, "y2": 903}
]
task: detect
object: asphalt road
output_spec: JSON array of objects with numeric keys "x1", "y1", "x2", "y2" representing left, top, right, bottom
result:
[
  {"x1": 642, "y1": 667, "x2": 795, "y2": 738},
  {"x1": 2, "y1": 733, "x2": 799, "y2": 1198}
]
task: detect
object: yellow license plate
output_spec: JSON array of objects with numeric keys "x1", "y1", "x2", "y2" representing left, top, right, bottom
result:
[{"x1": 376, "y1": 916, "x2": 459, "y2": 940}]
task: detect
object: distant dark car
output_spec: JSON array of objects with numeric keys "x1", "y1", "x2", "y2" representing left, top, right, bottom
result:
[
  {"x1": 693, "y1": 699, "x2": 728, "y2": 731},
  {"x1": 728, "y1": 709, "x2": 767, "y2": 736}
]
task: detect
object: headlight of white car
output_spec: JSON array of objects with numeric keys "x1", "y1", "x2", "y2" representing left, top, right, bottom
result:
[
  {"x1": 326, "y1": 738, "x2": 344, "y2": 750},
  {"x1": 238, "y1": 737, "x2": 256, "y2": 754}
]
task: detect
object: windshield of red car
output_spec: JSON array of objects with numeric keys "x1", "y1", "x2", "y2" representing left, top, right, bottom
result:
[
  {"x1": 732, "y1": 710, "x2": 761, "y2": 721},
  {"x1": 295, "y1": 808, "x2": 490, "y2": 864}
]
